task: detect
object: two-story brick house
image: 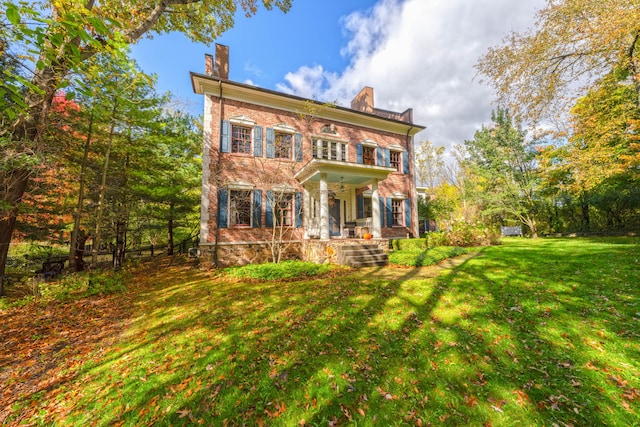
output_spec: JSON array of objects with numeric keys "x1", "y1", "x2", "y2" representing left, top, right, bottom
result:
[{"x1": 191, "y1": 45, "x2": 425, "y2": 266}]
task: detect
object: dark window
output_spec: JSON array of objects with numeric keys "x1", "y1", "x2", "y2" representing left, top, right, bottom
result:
[
  {"x1": 231, "y1": 125, "x2": 252, "y2": 154},
  {"x1": 230, "y1": 190, "x2": 252, "y2": 226},
  {"x1": 364, "y1": 197, "x2": 372, "y2": 218},
  {"x1": 390, "y1": 151, "x2": 401, "y2": 171},
  {"x1": 363, "y1": 146, "x2": 375, "y2": 165},
  {"x1": 274, "y1": 132, "x2": 292, "y2": 159},
  {"x1": 392, "y1": 199, "x2": 403, "y2": 226},
  {"x1": 276, "y1": 194, "x2": 293, "y2": 226}
]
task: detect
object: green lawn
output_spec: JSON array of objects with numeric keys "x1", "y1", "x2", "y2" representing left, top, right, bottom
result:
[{"x1": 2, "y1": 237, "x2": 639, "y2": 426}]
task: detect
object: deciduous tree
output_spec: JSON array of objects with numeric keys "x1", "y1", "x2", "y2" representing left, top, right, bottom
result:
[
  {"x1": 476, "y1": 0, "x2": 640, "y2": 125},
  {"x1": 464, "y1": 108, "x2": 541, "y2": 237},
  {"x1": 415, "y1": 140, "x2": 445, "y2": 190},
  {"x1": 0, "y1": 0, "x2": 292, "y2": 294}
]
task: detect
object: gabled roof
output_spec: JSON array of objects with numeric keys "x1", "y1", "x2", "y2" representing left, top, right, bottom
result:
[{"x1": 190, "y1": 72, "x2": 426, "y2": 137}]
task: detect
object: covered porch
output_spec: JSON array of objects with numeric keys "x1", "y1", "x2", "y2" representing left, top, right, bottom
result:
[{"x1": 294, "y1": 159, "x2": 396, "y2": 240}]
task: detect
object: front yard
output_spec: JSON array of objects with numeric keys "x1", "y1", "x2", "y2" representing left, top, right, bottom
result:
[{"x1": 1, "y1": 237, "x2": 639, "y2": 426}]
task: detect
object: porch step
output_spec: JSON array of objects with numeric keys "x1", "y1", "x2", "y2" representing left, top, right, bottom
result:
[{"x1": 337, "y1": 244, "x2": 388, "y2": 268}]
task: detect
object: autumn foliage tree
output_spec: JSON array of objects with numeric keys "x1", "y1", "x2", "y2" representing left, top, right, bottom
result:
[
  {"x1": 0, "y1": 0, "x2": 292, "y2": 294},
  {"x1": 476, "y1": 0, "x2": 640, "y2": 235},
  {"x1": 476, "y1": 0, "x2": 640, "y2": 125}
]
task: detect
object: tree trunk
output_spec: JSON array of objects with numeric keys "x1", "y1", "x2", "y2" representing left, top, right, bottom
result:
[
  {"x1": 167, "y1": 202, "x2": 175, "y2": 256},
  {"x1": 580, "y1": 194, "x2": 590, "y2": 231},
  {"x1": 529, "y1": 217, "x2": 538, "y2": 239},
  {"x1": 92, "y1": 98, "x2": 119, "y2": 267},
  {"x1": 73, "y1": 228, "x2": 89, "y2": 272},
  {"x1": 0, "y1": 170, "x2": 30, "y2": 296},
  {"x1": 0, "y1": 61, "x2": 65, "y2": 294},
  {"x1": 69, "y1": 110, "x2": 94, "y2": 271},
  {"x1": 114, "y1": 219, "x2": 126, "y2": 269}
]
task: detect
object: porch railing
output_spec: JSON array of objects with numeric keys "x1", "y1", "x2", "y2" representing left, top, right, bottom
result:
[
  {"x1": 356, "y1": 217, "x2": 372, "y2": 228},
  {"x1": 305, "y1": 217, "x2": 372, "y2": 238},
  {"x1": 306, "y1": 217, "x2": 321, "y2": 238}
]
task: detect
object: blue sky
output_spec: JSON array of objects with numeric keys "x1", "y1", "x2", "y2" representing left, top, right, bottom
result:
[{"x1": 130, "y1": 0, "x2": 544, "y2": 151}]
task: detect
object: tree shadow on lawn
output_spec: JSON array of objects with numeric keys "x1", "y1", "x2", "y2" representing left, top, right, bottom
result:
[{"x1": 45, "y1": 240, "x2": 640, "y2": 426}]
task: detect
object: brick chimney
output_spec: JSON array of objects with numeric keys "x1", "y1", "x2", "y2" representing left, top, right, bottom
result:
[
  {"x1": 205, "y1": 44, "x2": 229, "y2": 79},
  {"x1": 351, "y1": 86, "x2": 374, "y2": 113},
  {"x1": 205, "y1": 54, "x2": 214, "y2": 76}
]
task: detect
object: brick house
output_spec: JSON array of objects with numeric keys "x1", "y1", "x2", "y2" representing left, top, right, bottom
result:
[{"x1": 191, "y1": 45, "x2": 425, "y2": 266}]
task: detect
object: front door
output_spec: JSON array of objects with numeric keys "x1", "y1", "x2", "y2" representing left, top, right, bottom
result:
[{"x1": 329, "y1": 199, "x2": 341, "y2": 237}]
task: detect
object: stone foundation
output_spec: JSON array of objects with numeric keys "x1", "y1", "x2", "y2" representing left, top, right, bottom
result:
[
  {"x1": 199, "y1": 238, "x2": 390, "y2": 268},
  {"x1": 199, "y1": 241, "x2": 303, "y2": 268}
]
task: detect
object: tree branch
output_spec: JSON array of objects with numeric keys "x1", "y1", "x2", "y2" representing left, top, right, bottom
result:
[{"x1": 125, "y1": 0, "x2": 203, "y2": 43}]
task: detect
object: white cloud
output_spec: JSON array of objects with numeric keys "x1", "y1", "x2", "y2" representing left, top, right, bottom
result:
[{"x1": 276, "y1": 0, "x2": 545, "y2": 150}]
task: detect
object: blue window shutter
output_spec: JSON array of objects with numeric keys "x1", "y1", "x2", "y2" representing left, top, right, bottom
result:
[
  {"x1": 295, "y1": 191, "x2": 303, "y2": 227},
  {"x1": 357, "y1": 194, "x2": 364, "y2": 219},
  {"x1": 266, "y1": 128, "x2": 275, "y2": 158},
  {"x1": 220, "y1": 120, "x2": 230, "y2": 153},
  {"x1": 218, "y1": 188, "x2": 228, "y2": 228},
  {"x1": 386, "y1": 198, "x2": 393, "y2": 228},
  {"x1": 403, "y1": 151, "x2": 409, "y2": 174},
  {"x1": 295, "y1": 133, "x2": 303, "y2": 162},
  {"x1": 253, "y1": 190, "x2": 262, "y2": 227},
  {"x1": 379, "y1": 197, "x2": 385, "y2": 228},
  {"x1": 376, "y1": 147, "x2": 382, "y2": 166},
  {"x1": 384, "y1": 148, "x2": 391, "y2": 167},
  {"x1": 253, "y1": 126, "x2": 263, "y2": 157},
  {"x1": 356, "y1": 143, "x2": 363, "y2": 164},
  {"x1": 265, "y1": 191, "x2": 274, "y2": 227},
  {"x1": 405, "y1": 198, "x2": 412, "y2": 228}
]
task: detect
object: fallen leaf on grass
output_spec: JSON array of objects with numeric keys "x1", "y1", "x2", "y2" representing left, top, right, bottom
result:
[
  {"x1": 465, "y1": 395, "x2": 479, "y2": 407},
  {"x1": 623, "y1": 388, "x2": 640, "y2": 401},
  {"x1": 488, "y1": 397, "x2": 506, "y2": 411},
  {"x1": 377, "y1": 387, "x2": 395, "y2": 400},
  {"x1": 608, "y1": 375, "x2": 628, "y2": 388},
  {"x1": 340, "y1": 404, "x2": 353, "y2": 421},
  {"x1": 513, "y1": 389, "x2": 531, "y2": 407}
]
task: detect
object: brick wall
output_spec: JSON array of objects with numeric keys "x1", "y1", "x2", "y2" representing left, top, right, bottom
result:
[{"x1": 204, "y1": 95, "x2": 417, "y2": 245}]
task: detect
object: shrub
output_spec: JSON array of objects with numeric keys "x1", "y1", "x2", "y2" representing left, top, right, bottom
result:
[
  {"x1": 223, "y1": 260, "x2": 334, "y2": 281},
  {"x1": 426, "y1": 223, "x2": 500, "y2": 247},
  {"x1": 390, "y1": 238, "x2": 428, "y2": 251},
  {"x1": 426, "y1": 231, "x2": 448, "y2": 247}
]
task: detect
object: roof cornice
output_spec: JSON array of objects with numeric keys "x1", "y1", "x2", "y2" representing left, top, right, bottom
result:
[{"x1": 190, "y1": 72, "x2": 426, "y2": 137}]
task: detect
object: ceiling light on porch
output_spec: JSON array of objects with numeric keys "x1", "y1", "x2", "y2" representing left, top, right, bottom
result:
[{"x1": 339, "y1": 176, "x2": 345, "y2": 193}]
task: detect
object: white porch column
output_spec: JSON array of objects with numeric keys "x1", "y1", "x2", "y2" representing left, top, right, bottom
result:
[
  {"x1": 319, "y1": 173, "x2": 330, "y2": 240},
  {"x1": 371, "y1": 178, "x2": 381, "y2": 238}
]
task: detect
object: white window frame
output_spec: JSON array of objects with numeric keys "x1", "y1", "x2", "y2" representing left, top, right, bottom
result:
[
  {"x1": 229, "y1": 189, "x2": 252, "y2": 227},
  {"x1": 273, "y1": 124, "x2": 296, "y2": 160},
  {"x1": 389, "y1": 150, "x2": 401, "y2": 171},
  {"x1": 312, "y1": 139, "x2": 348, "y2": 162},
  {"x1": 229, "y1": 116, "x2": 256, "y2": 155},
  {"x1": 228, "y1": 180, "x2": 255, "y2": 228},
  {"x1": 389, "y1": 192, "x2": 407, "y2": 227}
]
